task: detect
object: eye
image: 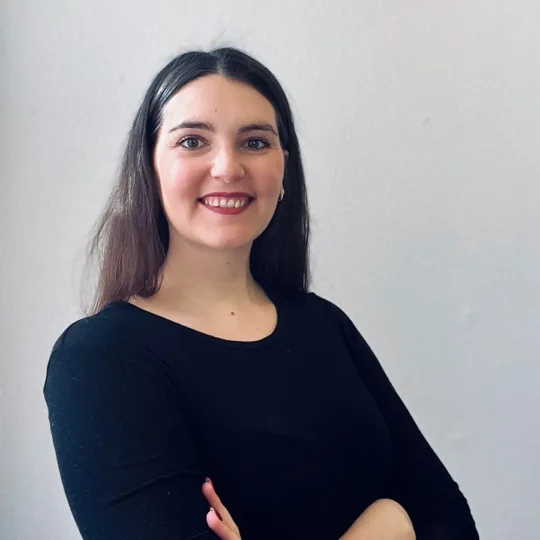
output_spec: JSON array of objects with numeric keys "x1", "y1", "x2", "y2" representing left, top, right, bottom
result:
[
  {"x1": 244, "y1": 138, "x2": 270, "y2": 151},
  {"x1": 177, "y1": 136, "x2": 205, "y2": 149}
]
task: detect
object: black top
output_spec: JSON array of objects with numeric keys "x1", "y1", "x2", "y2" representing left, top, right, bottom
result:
[{"x1": 44, "y1": 291, "x2": 479, "y2": 540}]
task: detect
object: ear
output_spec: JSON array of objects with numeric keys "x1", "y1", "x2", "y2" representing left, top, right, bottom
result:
[{"x1": 283, "y1": 149, "x2": 289, "y2": 163}]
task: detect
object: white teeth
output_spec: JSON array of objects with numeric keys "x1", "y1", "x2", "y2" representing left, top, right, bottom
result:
[{"x1": 202, "y1": 197, "x2": 250, "y2": 208}]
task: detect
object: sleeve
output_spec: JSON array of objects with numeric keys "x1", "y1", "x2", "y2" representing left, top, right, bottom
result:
[
  {"x1": 43, "y1": 324, "x2": 217, "y2": 540},
  {"x1": 323, "y1": 298, "x2": 479, "y2": 540}
]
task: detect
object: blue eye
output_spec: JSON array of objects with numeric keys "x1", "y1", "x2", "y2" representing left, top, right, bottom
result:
[{"x1": 178, "y1": 137, "x2": 204, "y2": 149}]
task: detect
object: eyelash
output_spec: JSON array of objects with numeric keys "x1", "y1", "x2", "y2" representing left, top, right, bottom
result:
[{"x1": 176, "y1": 136, "x2": 271, "y2": 151}]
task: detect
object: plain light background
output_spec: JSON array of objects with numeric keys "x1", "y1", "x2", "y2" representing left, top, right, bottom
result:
[{"x1": 2, "y1": 1, "x2": 539, "y2": 538}]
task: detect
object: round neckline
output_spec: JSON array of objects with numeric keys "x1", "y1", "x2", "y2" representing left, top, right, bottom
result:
[{"x1": 105, "y1": 289, "x2": 285, "y2": 349}]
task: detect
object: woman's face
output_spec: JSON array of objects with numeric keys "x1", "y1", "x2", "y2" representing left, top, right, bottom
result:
[{"x1": 153, "y1": 74, "x2": 288, "y2": 252}]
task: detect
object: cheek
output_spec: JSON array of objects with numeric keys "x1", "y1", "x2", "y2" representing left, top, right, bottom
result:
[
  {"x1": 161, "y1": 156, "x2": 205, "y2": 197},
  {"x1": 254, "y1": 156, "x2": 285, "y2": 193}
]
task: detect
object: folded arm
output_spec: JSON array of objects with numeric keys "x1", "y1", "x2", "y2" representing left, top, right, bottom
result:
[
  {"x1": 44, "y1": 321, "x2": 218, "y2": 540},
  {"x1": 323, "y1": 298, "x2": 479, "y2": 540},
  {"x1": 340, "y1": 499, "x2": 416, "y2": 540}
]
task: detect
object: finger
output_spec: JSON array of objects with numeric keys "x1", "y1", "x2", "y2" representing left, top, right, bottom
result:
[
  {"x1": 201, "y1": 479, "x2": 224, "y2": 514},
  {"x1": 206, "y1": 507, "x2": 237, "y2": 540},
  {"x1": 202, "y1": 480, "x2": 236, "y2": 530},
  {"x1": 202, "y1": 479, "x2": 239, "y2": 534}
]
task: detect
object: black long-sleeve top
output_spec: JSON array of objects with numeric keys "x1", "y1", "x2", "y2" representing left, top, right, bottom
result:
[{"x1": 44, "y1": 290, "x2": 479, "y2": 539}]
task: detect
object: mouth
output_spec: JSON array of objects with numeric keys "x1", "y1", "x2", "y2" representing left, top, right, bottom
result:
[
  {"x1": 198, "y1": 195, "x2": 255, "y2": 209},
  {"x1": 197, "y1": 194, "x2": 256, "y2": 216}
]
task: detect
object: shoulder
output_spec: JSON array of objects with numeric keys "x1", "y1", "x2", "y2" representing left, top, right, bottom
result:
[
  {"x1": 280, "y1": 291, "x2": 358, "y2": 337},
  {"x1": 302, "y1": 291, "x2": 372, "y2": 347},
  {"x1": 44, "y1": 303, "x2": 160, "y2": 397},
  {"x1": 302, "y1": 293, "x2": 382, "y2": 373},
  {"x1": 302, "y1": 291, "x2": 354, "y2": 324},
  {"x1": 49, "y1": 303, "x2": 137, "y2": 360}
]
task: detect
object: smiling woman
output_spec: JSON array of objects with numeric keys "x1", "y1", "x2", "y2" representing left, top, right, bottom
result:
[
  {"x1": 43, "y1": 47, "x2": 479, "y2": 540},
  {"x1": 82, "y1": 47, "x2": 309, "y2": 317},
  {"x1": 152, "y1": 74, "x2": 288, "y2": 254}
]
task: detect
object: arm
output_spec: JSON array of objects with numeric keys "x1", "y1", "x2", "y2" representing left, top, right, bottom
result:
[
  {"x1": 340, "y1": 499, "x2": 415, "y2": 540},
  {"x1": 43, "y1": 321, "x2": 217, "y2": 540},
  {"x1": 322, "y1": 298, "x2": 479, "y2": 540}
]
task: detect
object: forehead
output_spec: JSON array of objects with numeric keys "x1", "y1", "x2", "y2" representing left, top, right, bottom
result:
[{"x1": 161, "y1": 74, "x2": 277, "y2": 129}]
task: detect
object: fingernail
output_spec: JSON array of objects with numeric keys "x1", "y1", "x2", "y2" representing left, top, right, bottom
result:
[
  {"x1": 212, "y1": 507, "x2": 223, "y2": 521},
  {"x1": 205, "y1": 477, "x2": 213, "y2": 485}
]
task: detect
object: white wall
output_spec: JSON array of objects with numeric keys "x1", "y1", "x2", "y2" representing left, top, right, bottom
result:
[{"x1": 2, "y1": 1, "x2": 538, "y2": 538}]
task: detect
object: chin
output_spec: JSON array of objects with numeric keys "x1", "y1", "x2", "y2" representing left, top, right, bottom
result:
[{"x1": 199, "y1": 235, "x2": 255, "y2": 251}]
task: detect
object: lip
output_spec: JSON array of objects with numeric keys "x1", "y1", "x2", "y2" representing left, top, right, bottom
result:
[
  {"x1": 199, "y1": 191, "x2": 255, "y2": 200},
  {"x1": 198, "y1": 198, "x2": 253, "y2": 215}
]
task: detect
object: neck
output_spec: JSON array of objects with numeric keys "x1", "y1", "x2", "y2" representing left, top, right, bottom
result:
[{"x1": 155, "y1": 237, "x2": 264, "y2": 312}]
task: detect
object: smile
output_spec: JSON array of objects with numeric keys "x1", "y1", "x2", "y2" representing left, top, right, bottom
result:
[
  {"x1": 198, "y1": 196, "x2": 255, "y2": 215},
  {"x1": 201, "y1": 197, "x2": 252, "y2": 208}
]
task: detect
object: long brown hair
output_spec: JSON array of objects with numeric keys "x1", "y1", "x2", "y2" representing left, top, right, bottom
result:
[{"x1": 83, "y1": 47, "x2": 310, "y2": 316}]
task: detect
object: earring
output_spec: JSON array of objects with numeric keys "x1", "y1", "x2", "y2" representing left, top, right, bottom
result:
[{"x1": 279, "y1": 187, "x2": 285, "y2": 202}]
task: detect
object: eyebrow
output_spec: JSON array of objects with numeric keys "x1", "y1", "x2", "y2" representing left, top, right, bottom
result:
[{"x1": 167, "y1": 121, "x2": 279, "y2": 137}]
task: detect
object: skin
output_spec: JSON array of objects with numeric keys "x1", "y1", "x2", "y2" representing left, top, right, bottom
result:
[
  {"x1": 130, "y1": 74, "x2": 289, "y2": 338},
  {"x1": 338, "y1": 499, "x2": 416, "y2": 540},
  {"x1": 202, "y1": 479, "x2": 416, "y2": 540}
]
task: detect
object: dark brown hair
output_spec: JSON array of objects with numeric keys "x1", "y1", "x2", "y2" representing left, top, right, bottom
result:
[{"x1": 84, "y1": 47, "x2": 310, "y2": 315}]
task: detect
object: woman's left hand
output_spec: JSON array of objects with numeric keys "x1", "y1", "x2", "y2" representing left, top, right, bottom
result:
[{"x1": 202, "y1": 478, "x2": 242, "y2": 539}]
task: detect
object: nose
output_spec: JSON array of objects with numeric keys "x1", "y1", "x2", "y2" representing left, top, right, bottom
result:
[{"x1": 210, "y1": 145, "x2": 245, "y2": 183}]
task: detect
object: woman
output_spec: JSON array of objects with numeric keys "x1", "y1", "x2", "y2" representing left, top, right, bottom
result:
[{"x1": 44, "y1": 47, "x2": 479, "y2": 539}]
